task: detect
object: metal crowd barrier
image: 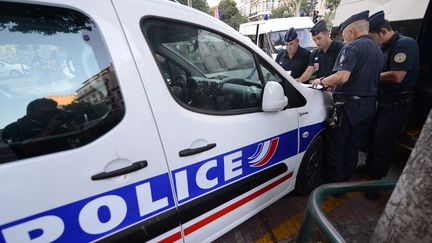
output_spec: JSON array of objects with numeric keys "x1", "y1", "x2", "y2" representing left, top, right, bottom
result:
[{"x1": 297, "y1": 179, "x2": 397, "y2": 243}]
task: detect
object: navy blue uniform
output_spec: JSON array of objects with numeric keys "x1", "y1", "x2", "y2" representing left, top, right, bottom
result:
[
  {"x1": 275, "y1": 46, "x2": 310, "y2": 79},
  {"x1": 364, "y1": 32, "x2": 419, "y2": 179},
  {"x1": 325, "y1": 35, "x2": 383, "y2": 182},
  {"x1": 379, "y1": 33, "x2": 419, "y2": 92},
  {"x1": 309, "y1": 40, "x2": 344, "y2": 78}
]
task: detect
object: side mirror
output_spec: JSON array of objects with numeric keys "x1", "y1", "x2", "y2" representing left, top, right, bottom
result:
[{"x1": 262, "y1": 81, "x2": 288, "y2": 112}]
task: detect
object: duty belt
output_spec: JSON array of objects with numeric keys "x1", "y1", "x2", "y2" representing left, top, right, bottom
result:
[
  {"x1": 327, "y1": 94, "x2": 376, "y2": 128},
  {"x1": 333, "y1": 94, "x2": 376, "y2": 102}
]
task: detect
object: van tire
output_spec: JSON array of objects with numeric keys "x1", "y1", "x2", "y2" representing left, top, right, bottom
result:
[{"x1": 295, "y1": 136, "x2": 324, "y2": 195}]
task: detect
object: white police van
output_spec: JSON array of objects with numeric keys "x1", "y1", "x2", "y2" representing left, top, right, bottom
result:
[
  {"x1": 0, "y1": 0, "x2": 329, "y2": 242},
  {"x1": 239, "y1": 17, "x2": 316, "y2": 59}
]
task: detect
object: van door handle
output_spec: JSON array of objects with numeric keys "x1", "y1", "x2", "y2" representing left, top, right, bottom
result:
[
  {"x1": 91, "y1": 161, "x2": 148, "y2": 180},
  {"x1": 179, "y1": 143, "x2": 216, "y2": 157}
]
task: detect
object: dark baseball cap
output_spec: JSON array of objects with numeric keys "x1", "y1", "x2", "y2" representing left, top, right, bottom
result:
[
  {"x1": 340, "y1": 10, "x2": 369, "y2": 31},
  {"x1": 284, "y1": 27, "x2": 298, "y2": 43},
  {"x1": 368, "y1": 10, "x2": 385, "y2": 31},
  {"x1": 310, "y1": 20, "x2": 327, "y2": 36}
]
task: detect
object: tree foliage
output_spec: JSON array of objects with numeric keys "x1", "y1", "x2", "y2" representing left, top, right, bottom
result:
[
  {"x1": 177, "y1": 0, "x2": 210, "y2": 14},
  {"x1": 270, "y1": 0, "x2": 316, "y2": 18},
  {"x1": 300, "y1": 0, "x2": 317, "y2": 16},
  {"x1": 229, "y1": 13, "x2": 249, "y2": 30},
  {"x1": 0, "y1": 3, "x2": 91, "y2": 36},
  {"x1": 324, "y1": 0, "x2": 341, "y2": 25},
  {"x1": 219, "y1": 0, "x2": 239, "y2": 19},
  {"x1": 218, "y1": 0, "x2": 248, "y2": 30},
  {"x1": 323, "y1": 12, "x2": 333, "y2": 24},
  {"x1": 325, "y1": 0, "x2": 341, "y2": 12},
  {"x1": 270, "y1": 6, "x2": 294, "y2": 19}
]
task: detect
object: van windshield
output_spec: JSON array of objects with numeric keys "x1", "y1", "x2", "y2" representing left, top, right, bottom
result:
[{"x1": 269, "y1": 28, "x2": 316, "y2": 51}]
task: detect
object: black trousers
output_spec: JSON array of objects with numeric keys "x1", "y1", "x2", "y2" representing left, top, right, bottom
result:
[
  {"x1": 364, "y1": 95, "x2": 413, "y2": 179},
  {"x1": 325, "y1": 97, "x2": 376, "y2": 182}
]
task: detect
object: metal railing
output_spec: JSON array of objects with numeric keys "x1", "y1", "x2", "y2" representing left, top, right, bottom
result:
[{"x1": 297, "y1": 179, "x2": 397, "y2": 243}]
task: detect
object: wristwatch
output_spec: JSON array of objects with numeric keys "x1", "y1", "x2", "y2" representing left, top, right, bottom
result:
[{"x1": 319, "y1": 77, "x2": 326, "y2": 86}]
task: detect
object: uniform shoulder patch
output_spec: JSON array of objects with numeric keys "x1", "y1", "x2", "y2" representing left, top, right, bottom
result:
[
  {"x1": 394, "y1": 53, "x2": 406, "y2": 63},
  {"x1": 339, "y1": 54, "x2": 345, "y2": 65}
]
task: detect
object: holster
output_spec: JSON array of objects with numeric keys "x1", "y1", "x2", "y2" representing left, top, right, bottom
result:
[{"x1": 326, "y1": 97, "x2": 345, "y2": 128}]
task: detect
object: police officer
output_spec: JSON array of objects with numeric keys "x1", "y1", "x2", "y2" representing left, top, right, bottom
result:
[
  {"x1": 360, "y1": 11, "x2": 419, "y2": 184},
  {"x1": 275, "y1": 27, "x2": 310, "y2": 79},
  {"x1": 297, "y1": 20, "x2": 344, "y2": 83},
  {"x1": 311, "y1": 11, "x2": 383, "y2": 182}
]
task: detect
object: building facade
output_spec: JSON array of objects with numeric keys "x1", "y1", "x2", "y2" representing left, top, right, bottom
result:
[{"x1": 237, "y1": 0, "x2": 327, "y2": 21}]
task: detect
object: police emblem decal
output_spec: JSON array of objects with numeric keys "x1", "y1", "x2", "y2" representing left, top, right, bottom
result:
[
  {"x1": 339, "y1": 50, "x2": 345, "y2": 66},
  {"x1": 394, "y1": 53, "x2": 406, "y2": 63},
  {"x1": 248, "y1": 137, "x2": 279, "y2": 167}
]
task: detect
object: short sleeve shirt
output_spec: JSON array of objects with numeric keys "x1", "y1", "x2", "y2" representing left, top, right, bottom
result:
[
  {"x1": 380, "y1": 32, "x2": 419, "y2": 93},
  {"x1": 275, "y1": 46, "x2": 311, "y2": 79},
  {"x1": 333, "y1": 35, "x2": 383, "y2": 96},
  {"x1": 308, "y1": 40, "x2": 344, "y2": 78}
]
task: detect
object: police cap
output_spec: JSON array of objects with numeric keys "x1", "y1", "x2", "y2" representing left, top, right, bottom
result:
[
  {"x1": 310, "y1": 20, "x2": 328, "y2": 36},
  {"x1": 340, "y1": 10, "x2": 369, "y2": 31},
  {"x1": 284, "y1": 27, "x2": 298, "y2": 43},
  {"x1": 368, "y1": 10, "x2": 385, "y2": 31}
]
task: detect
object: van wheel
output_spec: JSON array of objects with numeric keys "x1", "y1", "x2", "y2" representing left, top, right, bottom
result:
[{"x1": 295, "y1": 136, "x2": 324, "y2": 195}]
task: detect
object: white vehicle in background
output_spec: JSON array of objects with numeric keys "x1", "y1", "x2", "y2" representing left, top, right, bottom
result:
[
  {"x1": 0, "y1": 61, "x2": 31, "y2": 78},
  {"x1": 239, "y1": 17, "x2": 316, "y2": 59}
]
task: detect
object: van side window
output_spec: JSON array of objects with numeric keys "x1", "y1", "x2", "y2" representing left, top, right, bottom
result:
[
  {"x1": 0, "y1": 2, "x2": 124, "y2": 164},
  {"x1": 142, "y1": 19, "x2": 264, "y2": 114}
]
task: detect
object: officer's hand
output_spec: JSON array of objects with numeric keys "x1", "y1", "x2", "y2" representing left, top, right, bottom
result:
[
  {"x1": 324, "y1": 86, "x2": 334, "y2": 91},
  {"x1": 311, "y1": 78, "x2": 322, "y2": 88},
  {"x1": 311, "y1": 78, "x2": 334, "y2": 91}
]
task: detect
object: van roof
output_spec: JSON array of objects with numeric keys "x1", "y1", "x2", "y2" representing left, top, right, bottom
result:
[
  {"x1": 333, "y1": 0, "x2": 429, "y2": 27},
  {"x1": 239, "y1": 17, "x2": 314, "y2": 35}
]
